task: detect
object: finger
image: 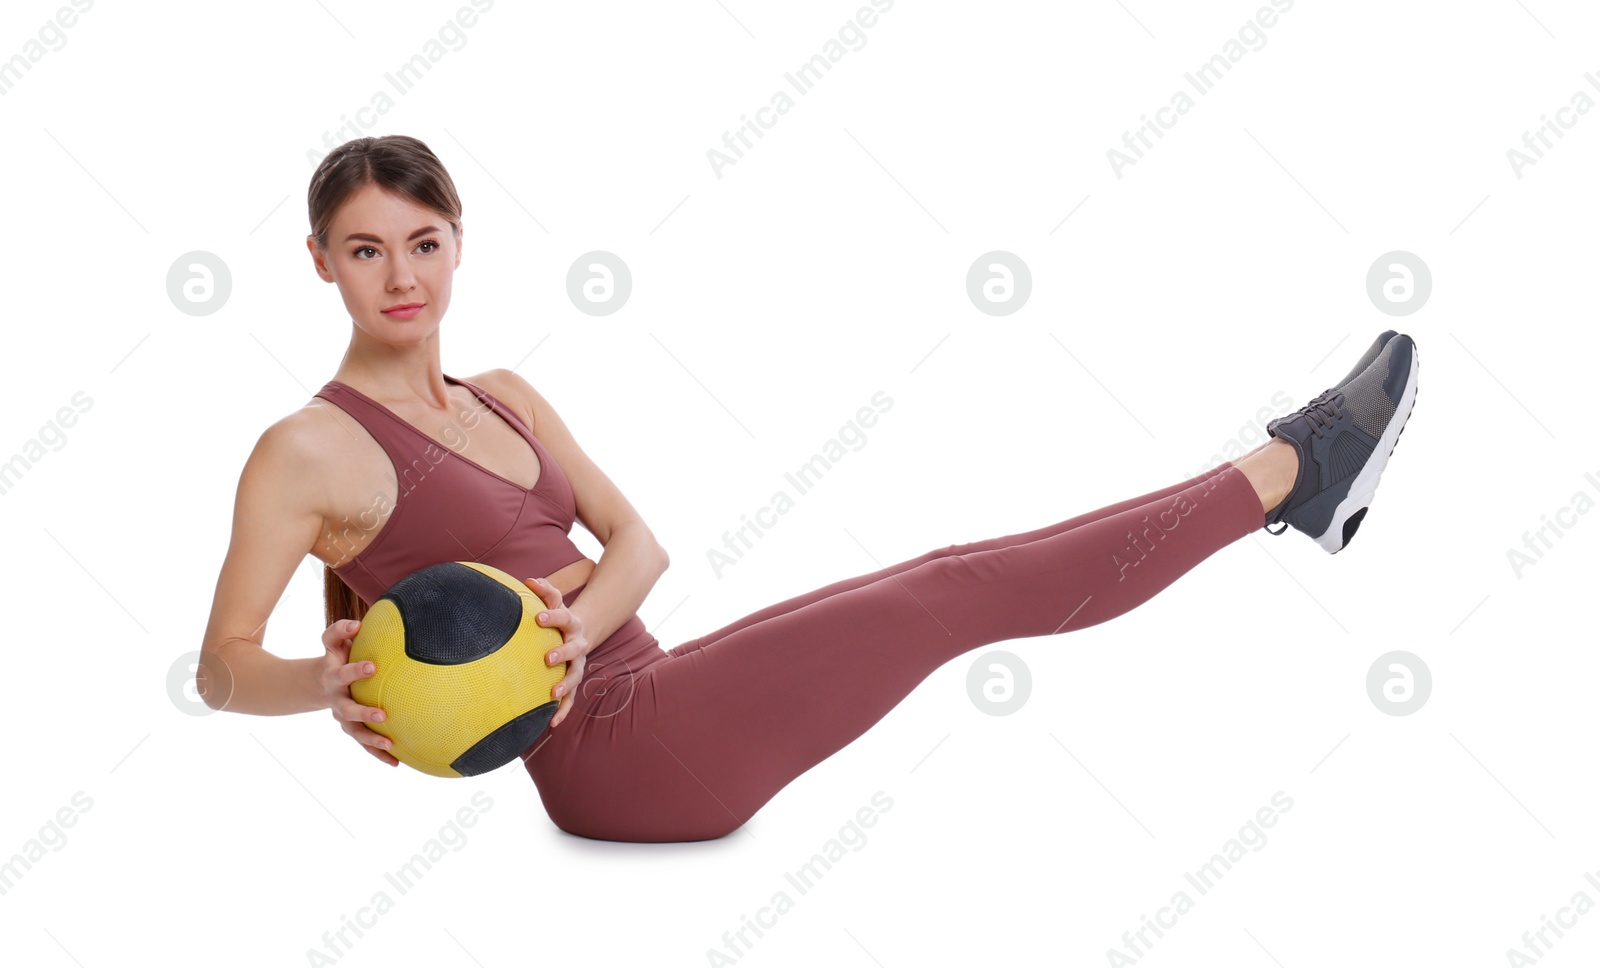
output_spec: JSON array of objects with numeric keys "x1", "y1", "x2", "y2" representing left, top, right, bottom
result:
[
  {"x1": 554, "y1": 661, "x2": 584, "y2": 700},
  {"x1": 552, "y1": 654, "x2": 586, "y2": 705},
  {"x1": 523, "y1": 577, "x2": 562, "y2": 610},
  {"x1": 335, "y1": 697, "x2": 387, "y2": 725},
  {"x1": 346, "y1": 728, "x2": 398, "y2": 766},
  {"x1": 540, "y1": 617, "x2": 572, "y2": 665},
  {"x1": 341, "y1": 724, "x2": 397, "y2": 766},
  {"x1": 538, "y1": 608, "x2": 584, "y2": 648},
  {"x1": 549, "y1": 655, "x2": 577, "y2": 727},
  {"x1": 341, "y1": 719, "x2": 394, "y2": 751},
  {"x1": 548, "y1": 635, "x2": 587, "y2": 669},
  {"x1": 322, "y1": 618, "x2": 362, "y2": 652},
  {"x1": 339, "y1": 659, "x2": 378, "y2": 686}
]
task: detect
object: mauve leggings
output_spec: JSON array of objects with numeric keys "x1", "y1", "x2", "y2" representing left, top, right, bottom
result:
[{"x1": 521, "y1": 462, "x2": 1265, "y2": 842}]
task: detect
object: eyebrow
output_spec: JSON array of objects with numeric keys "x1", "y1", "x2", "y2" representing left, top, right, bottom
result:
[{"x1": 342, "y1": 225, "x2": 444, "y2": 245}]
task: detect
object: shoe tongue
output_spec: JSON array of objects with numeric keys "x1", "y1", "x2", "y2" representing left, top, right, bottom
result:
[
  {"x1": 1283, "y1": 390, "x2": 1342, "y2": 430},
  {"x1": 1270, "y1": 408, "x2": 1314, "y2": 437}
]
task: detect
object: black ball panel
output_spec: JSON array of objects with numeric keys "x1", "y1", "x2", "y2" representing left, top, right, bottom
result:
[
  {"x1": 451, "y1": 701, "x2": 560, "y2": 776},
  {"x1": 382, "y1": 561, "x2": 525, "y2": 665}
]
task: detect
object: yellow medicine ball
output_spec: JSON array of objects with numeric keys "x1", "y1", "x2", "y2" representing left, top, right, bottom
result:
[{"x1": 349, "y1": 561, "x2": 566, "y2": 778}]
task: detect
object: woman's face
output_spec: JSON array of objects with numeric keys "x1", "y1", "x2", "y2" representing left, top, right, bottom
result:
[{"x1": 308, "y1": 182, "x2": 462, "y2": 344}]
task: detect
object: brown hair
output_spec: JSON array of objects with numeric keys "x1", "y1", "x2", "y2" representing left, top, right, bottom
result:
[{"x1": 309, "y1": 134, "x2": 464, "y2": 630}]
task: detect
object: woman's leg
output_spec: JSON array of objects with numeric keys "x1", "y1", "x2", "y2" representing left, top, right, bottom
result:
[
  {"x1": 666, "y1": 459, "x2": 1252, "y2": 659},
  {"x1": 530, "y1": 461, "x2": 1269, "y2": 842}
]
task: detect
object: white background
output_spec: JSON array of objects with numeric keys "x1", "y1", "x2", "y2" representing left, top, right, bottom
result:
[{"x1": 1, "y1": 1, "x2": 1595, "y2": 965}]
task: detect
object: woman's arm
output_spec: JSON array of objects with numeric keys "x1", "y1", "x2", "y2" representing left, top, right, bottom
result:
[
  {"x1": 484, "y1": 368, "x2": 670, "y2": 644},
  {"x1": 565, "y1": 524, "x2": 668, "y2": 647},
  {"x1": 197, "y1": 417, "x2": 332, "y2": 715}
]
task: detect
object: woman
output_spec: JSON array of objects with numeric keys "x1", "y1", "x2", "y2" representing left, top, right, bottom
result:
[{"x1": 197, "y1": 134, "x2": 1420, "y2": 843}]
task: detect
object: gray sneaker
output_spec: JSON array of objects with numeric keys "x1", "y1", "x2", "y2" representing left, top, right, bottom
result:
[
  {"x1": 1334, "y1": 330, "x2": 1398, "y2": 389},
  {"x1": 1263, "y1": 332, "x2": 1419, "y2": 553}
]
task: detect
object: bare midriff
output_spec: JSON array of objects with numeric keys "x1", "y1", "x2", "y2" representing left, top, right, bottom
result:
[{"x1": 548, "y1": 556, "x2": 596, "y2": 600}]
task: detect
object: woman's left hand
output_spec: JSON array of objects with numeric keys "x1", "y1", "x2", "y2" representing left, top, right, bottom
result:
[{"x1": 524, "y1": 577, "x2": 591, "y2": 729}]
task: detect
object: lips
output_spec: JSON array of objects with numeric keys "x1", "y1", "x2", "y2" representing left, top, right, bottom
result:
[{"x1": 382, "y1": 302, "x2": 424, "y2": 314}]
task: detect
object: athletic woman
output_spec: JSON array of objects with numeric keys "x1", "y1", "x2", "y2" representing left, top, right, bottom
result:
[{"x1": 196, "y1": 135, "x2": 1420, "y2": 843}]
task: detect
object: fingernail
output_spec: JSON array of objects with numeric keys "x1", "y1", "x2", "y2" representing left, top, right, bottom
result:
[
  {"x1": 548, "y1": 652, "x2": 558, "y2": 663},
  {"x1": 539, "y1": 612, "x2": 549, "y2": 622},
  {"x1": 364, "y1": 662, "x2": 374, "y2": 674}
]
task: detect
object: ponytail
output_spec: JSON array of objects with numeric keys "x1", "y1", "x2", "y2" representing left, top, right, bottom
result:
[{"x1": 323, "y1": 565, "x2": 370, "y2": 629}]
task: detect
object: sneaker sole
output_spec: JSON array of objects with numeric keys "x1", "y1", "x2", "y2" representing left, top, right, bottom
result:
[{"x1": 1312, "y1": 342, "x2": 1420, "y2": 553}]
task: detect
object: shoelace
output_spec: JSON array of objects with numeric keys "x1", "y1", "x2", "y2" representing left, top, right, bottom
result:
[
  {"x1": 1298, "y1": 389, "x2": 1344, "y2": 439},
  {"x1": 1264, "y1": 389, "x2": 1345, "y2": 536}
]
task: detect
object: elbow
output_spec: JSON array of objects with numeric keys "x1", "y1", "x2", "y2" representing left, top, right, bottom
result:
[
  {"x1": 625, "y1": 521, "x2": 667, "y2": 571},
  {"x1": 196, "y1": 676, "x2": 224, "y2": 712},
  {"x1": 195, "y1": 646, "x2": 231, "y2": 711}
]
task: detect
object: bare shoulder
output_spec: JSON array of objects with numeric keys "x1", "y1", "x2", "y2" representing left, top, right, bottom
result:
[
  {"x1": 469, "y1": 367, "x2": 662, "y2": 552},
  {"x1": 264, "y1": 397, "x2": 349, "y2": 463},
  {"x1": 470, "y1": 367, "x2": 547, "y2": 434},
  {"x1": 203, "y1": 399, "x2": 345, "y2": 659},
  {"x1": 244, "y1": 397, "x2": 354, "y2": 507}
]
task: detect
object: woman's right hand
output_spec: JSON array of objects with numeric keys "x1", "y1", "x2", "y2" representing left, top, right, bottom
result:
[{"x1": 320, "y1": 618, "x2": 398, "y2": 767}]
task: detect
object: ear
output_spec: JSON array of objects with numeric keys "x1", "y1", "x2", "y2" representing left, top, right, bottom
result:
[{"x1": 306, "y1": 236, "x2": 333, "y2": 282}]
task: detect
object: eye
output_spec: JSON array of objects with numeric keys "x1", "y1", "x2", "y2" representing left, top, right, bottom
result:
[
  {"x1": 417, "y1": 240, "x2": 439, "y2": 254},
  {"x1": 354, "y1": 246, "x2": 378, "y2": 259}
]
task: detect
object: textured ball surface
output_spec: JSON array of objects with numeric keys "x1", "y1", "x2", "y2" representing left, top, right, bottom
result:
[{"x1": 348, "y1": 561, "x2": 566, "y2": 778}]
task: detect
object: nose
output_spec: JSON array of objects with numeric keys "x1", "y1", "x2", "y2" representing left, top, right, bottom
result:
[{"x1": 386, "y1": 260, "x2": 416, "y2": 293}]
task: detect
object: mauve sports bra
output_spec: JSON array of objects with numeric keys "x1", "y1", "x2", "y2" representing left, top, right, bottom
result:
[{"x1": 313, "y1": 374, "x2": 589, "y2": 607}]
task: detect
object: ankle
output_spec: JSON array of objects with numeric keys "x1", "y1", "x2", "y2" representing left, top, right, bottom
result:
[{"x1": 1231, "y1": 438, "x2": 1298, "y2": 515}]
